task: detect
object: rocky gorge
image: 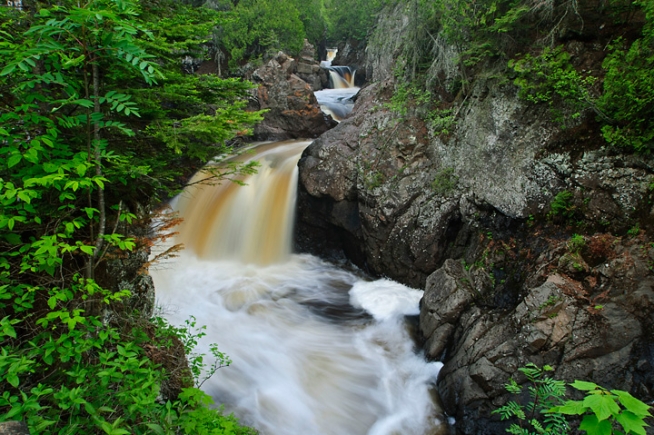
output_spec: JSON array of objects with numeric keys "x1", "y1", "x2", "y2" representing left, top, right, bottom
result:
[{"x1": 237, "y1": 4, "x2": 654, "y2": 435}]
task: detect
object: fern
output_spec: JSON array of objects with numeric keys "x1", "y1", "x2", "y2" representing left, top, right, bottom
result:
[{"x1": 493, "y1": 364, "x2": 569, "y2": 435}]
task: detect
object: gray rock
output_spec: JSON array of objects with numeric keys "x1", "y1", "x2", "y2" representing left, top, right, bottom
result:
[
  {"x1": 0, "y1": 422, "x2": 30, "y2": 435},
  {"x1": 247, "y1": 52, "x2": 336, "y2": 140}
]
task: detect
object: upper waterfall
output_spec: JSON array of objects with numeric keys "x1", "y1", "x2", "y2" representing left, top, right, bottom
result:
[{"x1": 315, "y1": 56, "x2": 359, "y2": 122}]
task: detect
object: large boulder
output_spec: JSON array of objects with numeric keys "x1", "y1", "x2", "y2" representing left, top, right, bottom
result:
[
  {"x1": 295, "y1": 39, "x2": 328, "y2": 91},
  {"x1": 247, "y1": 52, "x2": 336, "y2": 141}
]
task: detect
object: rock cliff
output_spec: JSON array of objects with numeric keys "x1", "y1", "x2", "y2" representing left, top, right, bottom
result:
[{"x1": 296, "y1": 4, "x2": 654, "y2": 434}]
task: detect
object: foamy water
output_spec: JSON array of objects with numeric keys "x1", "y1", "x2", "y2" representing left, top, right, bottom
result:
[
  {"x1": 154, "y1": 254, "x2": 444, "y2": 435},
  {"x1": 151, "y1": 141, "x2": 446, "y2": 435}
]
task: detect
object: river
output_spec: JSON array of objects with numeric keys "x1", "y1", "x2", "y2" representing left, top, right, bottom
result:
[{"x1": 151, "y1": 115, "x2": 447, "y2": 435}]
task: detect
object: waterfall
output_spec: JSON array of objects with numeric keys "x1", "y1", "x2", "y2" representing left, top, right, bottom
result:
[
  {"x1": 319, "y1": 47, "x2": 338, "y2": 68},
  {"x1": 315, "y1": 65, "x2": 359, "y2": 122},
  {"x1": 174, "y1": 141, "x2": 305, "y2": 264},
  {"x1": 152, "y1": 140, "x2": 448, "y2": 435},
  {"x1": 327, "y1": 66, "x2": 356, "y2": 89}
]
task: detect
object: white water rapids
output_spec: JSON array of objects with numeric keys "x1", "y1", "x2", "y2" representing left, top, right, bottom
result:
[{"x1": 151, "y1": 140, "x2": 447, "y2": 435}]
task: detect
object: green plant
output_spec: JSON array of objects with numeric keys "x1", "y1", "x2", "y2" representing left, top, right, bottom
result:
[
  {"x1": 493, "y1": 364, "x2": 570, "y2": 435},
  {"x1": 427, "y1": 107, "x2": 457, "y2": 135},
  {"x1": 600, "y1": 33, "x2": 654, "y2": 153},
  {"x1": 548, "y1": 191, "x2": 575, "y2": 220},
  {"x1": 152, "y1": 315, "x2": 232, "y2": 389},
  {"x1": 627, "y1": 224, "x2": 640, "y2": 238},
  {"x1": 220, "y1": 0, "x2": 308, "y2": 67},
  {"x1": 568, "y1": 234, "x2": 586, "y2": 254},
  {"x1": 0, "y1": 0, "x2": 260, "y2": 433},
  {"x1": 495, "y1": 365, "x2": 653, "y2": 435},
  {"x1": 323, "y1": 0, "x2": 390, "y2": 42},
  {"x1": 385, "y1": 71, "x2": 432, "y2": 117},
  {"x1": 506, "y1": 1, "x2": 654, "y2": 153},
  {"x1": 509, "y1": 46, "x2": 598, "y2": 127},
  {"x1": 539, "y1": 295, "x2": 561, "y2": 310},
  {"x1": 552, "y1": 381, "x2": 652, "y2": 435},
  {"x1": 432, "y1": 167, "x2": 459, "y2": 196}
]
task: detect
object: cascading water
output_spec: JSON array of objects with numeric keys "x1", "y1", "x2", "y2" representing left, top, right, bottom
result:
[
  {"x1": 151, "y1": 140, "x2": 447, "y2": 435},
  {"x1": 315, "y1": 64, "x2": 359, "y2": 121},
  {"x1": 319, "y1": 48, "x2": 338, "y2": 68}
]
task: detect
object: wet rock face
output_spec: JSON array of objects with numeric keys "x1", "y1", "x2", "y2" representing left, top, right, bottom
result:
[
  {"x1": 297, "y1": 77, "x2": 555, "y2": 287},
  {"x1": 297, "y1": 81, "x2": 465, "y2": 287},
  {"x1": 425, "y1": 238, "x2": 654, "y2": 435},
  {"x1": 296, "y1": 72, "x2": 654, "y2": 285},
  {"x1": 247, "y1": 51, "x2": 336, "y2": 141}
]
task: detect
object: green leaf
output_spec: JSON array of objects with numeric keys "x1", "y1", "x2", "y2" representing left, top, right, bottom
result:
[
  {"x1": 551, "y1": 400, "x2": 587, "y2": 415},
  {"x1": 5, "y1": 233, "x2": 21, "y2": 244},
  {"x1": 1, "y1": 317, "x2": 17, "y2": 338},
  {"x1": 80, "y1": 245, "x2": 95, "y2": 255},
  {"x1": 73, "y1": 99, "x2": 94, "y2": 108},
  {"x1": 583, "y1": 394, "x2": 621, "y2": 421},
  {"x1": 612, "y1": 390, "x2": 652, "y2": 418},
  {"x1": 7, "y1": 374, "x2": 19, "y2": 387},
  {"x1": 615, "y1": 410, "x2": 648, "y2": 435},
  {"x1": 579, "y1": 414, "x2": 612, "y2": 435},
  {"x1": 8, "y1": 154, "x2": 22, "y2": 168},
  {"x1": 145, "y1": 424, "x2": 165, "y2": 435},
  {"x1": 1, "y1": 63, "x2": 16, "y2": 76},
  {"x1": 571, "y1": 380, "x2": 600, "y2": 391},
  {"x1": 17, "y1": 191, "x2": 32, "y2": 204}
]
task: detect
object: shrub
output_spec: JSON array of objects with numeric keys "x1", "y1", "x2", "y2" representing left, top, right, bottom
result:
[
  {"x1": 567, "y1": 234, "x2": 586, "y2": 254},
  {"x1": 495, "y1": 364, "x2": 653, "y2": 435},
  {"x1": 432, "y1": 167, "x2": 459, "y2": 196},
  {"x1": 548, "y1": 191, "x2": 575, "y2": 220}
]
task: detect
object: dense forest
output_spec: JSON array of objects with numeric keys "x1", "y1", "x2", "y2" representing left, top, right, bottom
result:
[{"x1": 2, "y1": 0, "x2": 654, "y2": 433}]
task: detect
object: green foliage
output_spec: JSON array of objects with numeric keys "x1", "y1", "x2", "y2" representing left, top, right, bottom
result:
[
  {"x1": 509, "y1": 46, "x2": 597, "y2": 127},
  {"x1": 0, "y1": 279, "x2": 255, "y2": 434},
  {"x1": 495, "y1": 365, "x2": 653, "y2": 435},
  {"x1": 219, "y1": 0, "x2": 307, "y2": 67},
  {"x1": 567, "y1": 234, "x2": 586, "y2": 254},
  {"x1": 434, "y1": 0, "x2": 530, "y2": 66},
  {"x1": 153, "y1": 316, "x2": 231, "y2": 388},
  {"x1": 323, "y1": 0, "x2": 390, "y2": 42},
  {"x1": 507, "y1": 1, "x2": 654, "y2": 152},
  {"x1": 432, "y1": 167, "x2": 459, "y2": 196},
  {"x1": 385, "y1": 77, "x2": 431, "y2": 117},
  {"x1": 548, "y1": 191, "x2": 575, "y2": 220},
  {"x1": 600, "y1": 35, "x2": 654, "y2": 152},
  {"x1": 426, "y1": 108, "x2": 457, "y2": 135},
  {"x1": 493, "y1": 364, "x2": 570, "y2": 435},
  {"x1": 552, "y1": 381, "x2": 652, "y2": 435},
  {"x1": 384, "y1": 65, "x2": 458, "y2": 134},
  {"x1": 627, "y1": 224, "x2": 640, "y2": 238},
  {"x1": 293, "y1": 0, "x2": 327, "y2": 46},
  {"x1": 0, "y1": 0, "x2": 261, "y2": 433}
]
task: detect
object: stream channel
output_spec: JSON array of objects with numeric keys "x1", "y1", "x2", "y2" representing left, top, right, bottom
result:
[{"x1": 151, "y1": 84, "x2": 447, "y2": 435}]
